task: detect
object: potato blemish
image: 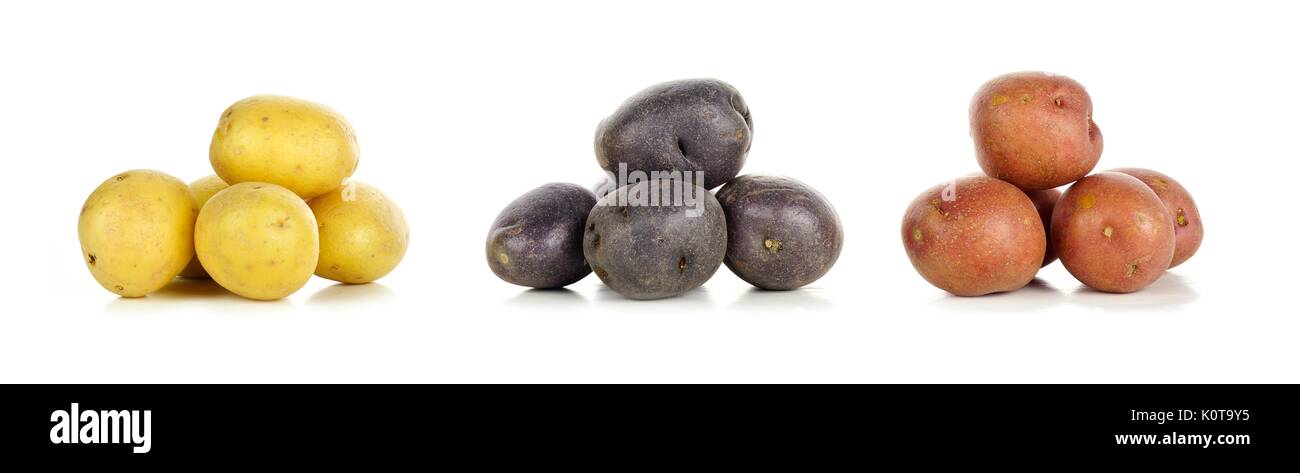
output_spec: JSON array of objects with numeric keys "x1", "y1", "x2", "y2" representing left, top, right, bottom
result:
[
  {"x1": 87, "y1": 253, "x2": 96, "y2": 266},
  {"x1": 990, "y1": 95, "x2": 1009, "y2": 106},
  {"x1": 1176, "y1": 208, "x2": 1188, "y2": 226},
  {"x1": 1079, "y1": 194, "x2": 1096, "y2": 209},
  {"x1": 764, "y1": 238, "x2": 783, "y2": 253},
  {"x1": 1103, "y1": 226, "x2": 1114, "y2": 238},
  {"x1": 929, "y1": 199, "x2": 950, "y2": 218},
  {"x1": 497, "y1": 253, "x2": 509, "y2": 265},
  {"x1": 912, "y1": 228, "x2": 923, "y2": 242},
  {"x1": 1125, "y1": 261, "x2": 1139, "y2": 278},
  {"x1": 1019, "y1": 94, "x2": 1032, "y2": 104},
  {"x1": 678, "y1": 256, "x2": 687, "y2": 273}
]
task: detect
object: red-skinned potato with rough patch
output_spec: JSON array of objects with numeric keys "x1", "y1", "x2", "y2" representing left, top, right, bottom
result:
[
  {"x1": 1110, "y1": 168, "x2": 1203, "y2": 268},
  {"x1": 1052, "y1": 172, "x2": 1175, "y2": 293},
  {"x1": 902, "y1": 175, "x2": 1046, "y2": 296},
  {"x1": 970, "y1": 71, "x2": 1103, "y2": 191}
]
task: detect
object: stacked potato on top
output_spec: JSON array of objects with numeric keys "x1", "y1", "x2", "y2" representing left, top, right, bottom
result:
[
  {"x1": 902, "y1": 72, "x2": 1204, "y2": 296},
  {"x1": 79, "y1": 96, "x2": 408, "y2": 300}
]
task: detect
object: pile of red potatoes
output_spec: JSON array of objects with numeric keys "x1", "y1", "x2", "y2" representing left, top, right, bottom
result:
[{"x1": 902, "y1": 72, "x2": 1203, "y2": 296}]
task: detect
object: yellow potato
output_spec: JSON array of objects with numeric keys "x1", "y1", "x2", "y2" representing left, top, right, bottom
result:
[
  {"x1": 178, "y1": 175, "x2": 230, "y2": 278},
  {"x1": 310, "y1": 182, "x2": 409, "y2": 284},
  {"x1": 78, "y1": 170, "x2": 196, "y2": 297},
  {"x1": 209, "y1": 95, "x2": 359, "y2": 199},
  {"x1": 195, "y1": 182, "x2": 319, "y2": 300}
]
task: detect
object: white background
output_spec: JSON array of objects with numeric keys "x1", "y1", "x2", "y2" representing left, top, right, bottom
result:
[{"x1": 1, "y1": 1, "x2": 1296, "y2": 383}]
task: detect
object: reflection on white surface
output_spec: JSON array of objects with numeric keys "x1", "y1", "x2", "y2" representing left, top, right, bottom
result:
[
  {"x1": 497, "y1": 282, "x2": 837, "y2": 314},
  {"x1": 926, "y1": 273, "x2": 1201, "y2": 313},
  {"x1": 591, "y1": 284, "x2": 718, "y2": 308},
  {"x1": 308, "y1": 282, "x2": 397, "y2": 304},
  {"x1": 504, "y1": 288, "x2": 590, "y2": 308},
  {"x1": 930, "y1": 278, "x2": 1066, "y2": 312},
  {"x1": 1069, "y1": 272, "x2": 1199, "y2": 311},
  {"x1": 149, "y1": 278, "x2": 232, "y2": 299},
  {"x1": 730, "y1": 287, "x2": 836, "y2": 312},
  {"x1": 102, "y1": 278, "x2": 293, "y2": 315}
]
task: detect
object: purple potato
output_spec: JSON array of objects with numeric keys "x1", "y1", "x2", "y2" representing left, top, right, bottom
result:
[
  {"x1": 594, "y1": 79, "x2": 752, "y2": 190},
  {"x1": 487, "y1": 183, "x2": 597, "y2": 288},
  {"x1": 716, "y1": 175, "x2": 843, "y2": 290},
  {"x1": 583, "y1": 179, "x2": 727, "y2": 300}
]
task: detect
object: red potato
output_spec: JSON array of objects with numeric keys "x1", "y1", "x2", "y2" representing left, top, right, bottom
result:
[
  {"x1": 902, "y1": 175, "x2": 1046, "y2": 296},
  {"x1": 1028, "y1": 188, "x2": 1062, "y2": 267},
  {"x1": 970, "y1": 71, "x2": 1103, "y2": 191},
  {"x1": 1053, "y1": 172, "x2": 1175, "y2": 293},
  {"x1": 1110, "y1": 168, "x2": 1204, "y2": 268}
]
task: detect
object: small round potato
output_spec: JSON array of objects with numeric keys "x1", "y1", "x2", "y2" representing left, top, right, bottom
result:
[
  {"x1": 584, "y1": 179, "x2": 728, "y2": 300},
  {"x1": 717, "y1": 175, "x2": 843, "y2": 290},
  {"x1": 309, "y1": 182, "x2": 409, "y2": 284},
  {"x1": 178, "y1": 175, "x2": 230, "y2": 278},
  {"x1": 1053, "y1": 172, "x2": 1175, "y2": 293},
  {"x1": 1110, "y1": 168, "x2": 1203, "y2": 268},
  {"x1": 210, "y1": 95, "x2": 359, "y2": 199},
  {"x1": 901, "y1": 175, "x2": 1046, "y2": 296},
  {"x1": 196, "y1": 182, "x2": 319, "y2": 300},
  {"x1": 79, "y1": 170, "x2": 197, "y2": 297},
  {"x1": 487, "y1": 183, "x2": 597, "y2": 289},
  {"x1": 970, "y1": 71, "x2": 1103, "y2": 191}
]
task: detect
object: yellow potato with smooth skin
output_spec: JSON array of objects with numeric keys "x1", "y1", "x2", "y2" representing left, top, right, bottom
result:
[
  {"x1": 196, "y1": 182, "x2": 319, "y2": 300},
  {"x1": 78, "y1": 170, "x2": 197, "y2": 297},
  {"x1": 178, "y1": 175, "x2": 230, "y2": 278},
  {"x1": 209, "y1": 95, "x2": 359, "y2": 199},
  {"x1": 310, "y1": 182, "x2": 409, "y2": 284}
]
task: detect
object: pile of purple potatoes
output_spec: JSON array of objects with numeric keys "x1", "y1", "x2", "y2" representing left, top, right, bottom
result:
[
  {"x1": 902, "y1": 71, "x2": 1204, "y2": 296},
  {"x1": 487, "y1": 79, "x2": 844, "y2": 300}
]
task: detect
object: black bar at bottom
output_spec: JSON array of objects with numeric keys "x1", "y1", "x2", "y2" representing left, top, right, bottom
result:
[{"x1": 3, "y1": 384, "x2": 1294, "y2": 462}]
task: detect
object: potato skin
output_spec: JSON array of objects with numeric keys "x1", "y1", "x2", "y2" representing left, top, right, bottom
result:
[
  {"x1": 487, "y1": 183, "x2": 597, "y2": 289},
  {"x1": 717, "y1": 174, "x2": 843, "y2": 290},
  {"x1": 79, "y1": 170, "x2": 197, "y2": 297},
  {"x1": 901, "y1": 175, "x2": 1046, "y2": 296},
  {"x1": 971, "y1": 72, "x2": 1103, "y2": 191},
  {"x1": 1110, "y1": 168, "x2": 1203, "y2": 268},
  {"x1": 179, "y1": 175, "x2": 230, "y2": 278},
  {"x1": 310, "y1": 182, "x2": 409, "y2": 284},
  {"x1": 210, "y1": 95, "x2": 359, "y2": 199},
  {"x1": 1028, "y1": 188, "x2": 1062, "y2": 267},
  {"x1": 594, "y1": 79, "x2": 752, "y2": 189},
  {"x1": 195, "y1": 182, "x2": 319, "y2": 300},
  {"x1": 1052, "y1": 172, "x2": 1175, "y2": 293},
  {"x1": 584, "y1": 179, "x2": 727, "y2": 300}
]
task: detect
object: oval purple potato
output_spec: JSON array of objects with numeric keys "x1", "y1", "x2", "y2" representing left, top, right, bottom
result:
[
  {"x1": 583, "y1": 179, "x2": 727, "y2": 300},
  {"x1": 486, "y1": 183, "x2": 598, "y2": 288},
  {"x1": 594, "y1": 79, "x2": 752, "y2": 189},
  {"x1": 716, "y1": 175, "x2": 843, "y2": 290}
]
